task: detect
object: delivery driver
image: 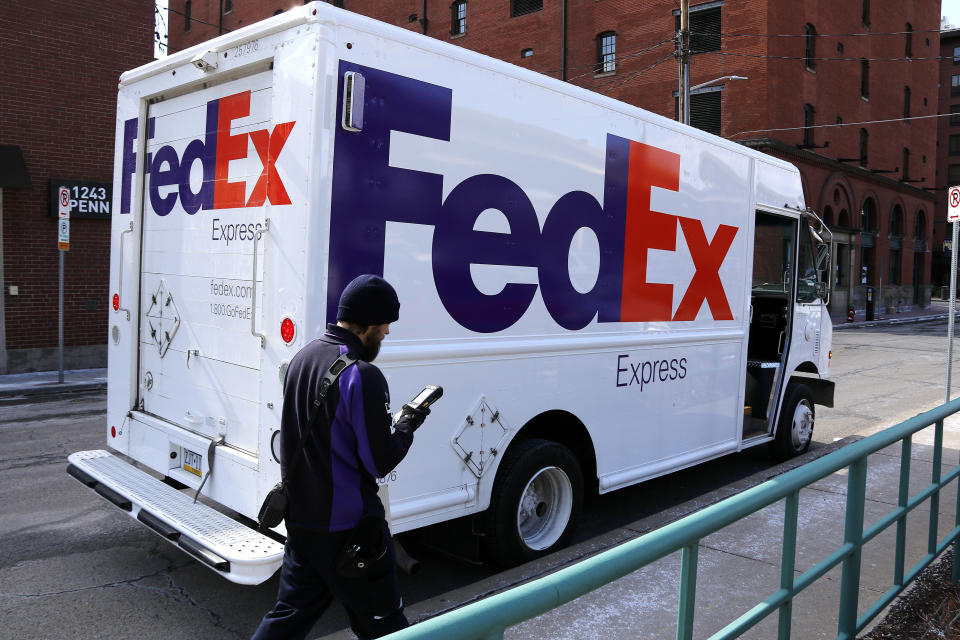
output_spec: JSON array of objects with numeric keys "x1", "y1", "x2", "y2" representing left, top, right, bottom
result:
[{"x1": 251, "y1": 275, "x2": 430, "y2": 640}]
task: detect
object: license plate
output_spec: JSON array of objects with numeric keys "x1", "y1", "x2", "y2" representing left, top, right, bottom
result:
[{"x1": 183, "y1": 448, "x2": 202, "y2": 477}]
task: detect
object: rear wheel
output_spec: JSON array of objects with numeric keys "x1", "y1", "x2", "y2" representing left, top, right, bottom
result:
[
  {"x1": 483, "y1": 439, "x2": 583, "y2": 567},
  {"x1": 770, "y1": 383, "x2": 815, "y2": 461}
]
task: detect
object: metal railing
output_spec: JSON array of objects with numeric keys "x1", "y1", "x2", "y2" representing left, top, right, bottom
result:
[{"x1": 386, "y1": 396, "x2": 960, "y2": 640}]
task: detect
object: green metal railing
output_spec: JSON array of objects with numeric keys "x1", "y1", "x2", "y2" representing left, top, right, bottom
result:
[{"x1": 386, "y1": 396, "x2": 960, "y2": 640}]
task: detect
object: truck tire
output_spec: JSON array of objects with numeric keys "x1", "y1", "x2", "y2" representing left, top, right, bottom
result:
[
  {"x1": 482, "y1": 438, "x2": 583, "y2": 567},
  {"x1": 770, "y1": 383, "x2": 815, "y2": 461}
]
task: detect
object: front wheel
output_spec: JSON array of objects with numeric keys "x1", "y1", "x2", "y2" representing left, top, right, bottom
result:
[
  {"x1": 770, "y1": 383, "x2": 815, "y2": 461},
  {"x1": 482, "y1": 439, "x2": 583, "y2": 567}
]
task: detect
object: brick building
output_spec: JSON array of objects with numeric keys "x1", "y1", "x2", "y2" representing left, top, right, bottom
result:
[
  {"x1": 935, "y1": 27, "x2": 960, "y2": 294},
  {"x1": 171, "y1": 0, "x2": 940, "y2": 317},
  {"x1": 0, "y1": 1, "x2": 154, "y2": 373}
]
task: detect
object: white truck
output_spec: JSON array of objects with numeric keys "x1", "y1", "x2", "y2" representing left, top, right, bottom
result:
[{"x1": 68, "y1": 2, "x2": 834, "y2": 585}]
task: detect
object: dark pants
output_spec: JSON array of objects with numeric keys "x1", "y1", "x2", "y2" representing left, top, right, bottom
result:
[{"x1": 251, "y1": 523, "x2": 408, "y2": 640}]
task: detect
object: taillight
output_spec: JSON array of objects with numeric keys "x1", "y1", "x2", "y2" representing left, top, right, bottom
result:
[
  {"x1": 281, "y1": 317, "x2": 296, "y2": 344},
  {"x1": 111, "y1": 426, "x2": 116, "y2": 438},
  {"x1": 112, "y1": 294, "x2": 119, "y2": 311}
]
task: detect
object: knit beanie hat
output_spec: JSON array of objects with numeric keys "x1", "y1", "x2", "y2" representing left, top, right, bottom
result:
[{"x1": 336, "y1": 274, "x2": 400, "y2": 326}]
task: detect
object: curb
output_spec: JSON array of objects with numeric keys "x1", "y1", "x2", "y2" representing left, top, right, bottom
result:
[
  {"x1": 831, "y1": 313, "x2": 953, "y2": 330},
  {"x1": 0, "y1": 380, "x2": 106, "y2": 400}
]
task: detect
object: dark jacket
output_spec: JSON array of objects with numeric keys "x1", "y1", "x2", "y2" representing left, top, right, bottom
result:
[{"x1": 281, "y1": 324, "x2": 414, "y2": 532}]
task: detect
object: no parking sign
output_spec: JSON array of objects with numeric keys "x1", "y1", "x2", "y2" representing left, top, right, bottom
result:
[
  {"x1": 57, "y1": 186, "x2": 70, "y2": 251},
  {"x1": 950, "y1": 186, "x2": 960, "y2": 222}
]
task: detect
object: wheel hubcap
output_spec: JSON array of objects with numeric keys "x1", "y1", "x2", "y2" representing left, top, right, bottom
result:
[
  {"x1": 791, "y1": 400, "x2": 814, "y2": 449},
  {"x1": 516, "y1": 466, "x2": 573, "y2": 551}
]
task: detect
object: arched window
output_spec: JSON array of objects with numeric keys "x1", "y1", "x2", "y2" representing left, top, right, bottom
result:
[
  {"x1": 861, "y1": 59, "x2": 870, "y2": 99},
  {"x1": 839, "y1": 209, "x2": 850, "y2": 228},
  {"x1": 822, "y1": 206, "x2": 834, "y2": 227},
  {"x1": 862, "y1": 198, "x2": 876, "y2": 231},
  {"x1": 905, "y1": 22, "x2": 913, "y2": 58},
  {"x1": 890, "y1": 205, "x2": 903, "y2": 236},
  {"x1": 803, "y1": 104, "x2": 815, "y2": 147},
  {"x1": 904, "y1": 86, "x2": 911, "y2": 120},
  {"x1": 805, "y1": 24, "x2": 817, "y2": 70},
  {"x1": 184, "y1": 0, "x2": 192, "y2": 32},
  {"x1": 915, "y1": 210, "x2": 926, "y2": 239}
]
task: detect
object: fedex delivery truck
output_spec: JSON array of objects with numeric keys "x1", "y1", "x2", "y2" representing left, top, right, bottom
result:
[{"x1": 67, "y1": 2, "x2": 834, "y2": 584}]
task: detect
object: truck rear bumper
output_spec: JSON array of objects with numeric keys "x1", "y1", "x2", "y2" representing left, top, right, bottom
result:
[{"x1": 67, "y1": 449, "x2": 283, "y2": 585}]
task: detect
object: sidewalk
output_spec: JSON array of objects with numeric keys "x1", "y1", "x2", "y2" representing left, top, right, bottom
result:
[
  {"x1": 832, "y1": 298, "x2": 958, "y2": 330},
  {"x1": 0, "y1": 367, "x2": 106, "y2": 400}
]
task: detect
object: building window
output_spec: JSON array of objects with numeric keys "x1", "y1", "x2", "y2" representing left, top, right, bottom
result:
[
  {"x1": 905, "y1": 23, "x2": 913, "y2": 58},
  {"x1": 903, "y1": 86, "x2": 911, "y2": 120},
  {"x1": 224, "y1": 0, "x2": 233, "y2": 13},
  {"x1": 862, "y1": 199, "x2": 875, "y2": 232},
  {"x1": 953, "y1": 75, "x2": 960, "y2": 96},
  {"x1": 859, "y1": 128, "x2": 868, "y2": 165},
  {"x1": 184, "y1": 0, "x2": 192, "y2": 31},
  {"x1": 451, "y1": 1, "x2": 466, "y2": 35},
  {"x1": 860, "y1": 59, "x2": 869, "y2": 99},
  {"x1": 954, "y1": 46, "x2": 960, "y2": 64},
  {"x1": 891, "y1": 205, "x2": 903, "y2": 236},
  {"x1": 511, "y1": 0, "x2": 542, "y2": 17},
  {"x1": 902, "y1": 148, "x2": 910, "y2": 181},
  {"x1": 950, "y1": 135, "x2": 960, "y2": 156},
  {"x1": 862, "y1": 0, "x2": 870, "y2": 27},
  {"x1": 690, "y1": 90, "x2": 722, "y2": 136},
  {"x1": 804, "y1": 23, "x2": 816, "y2": 70},
  {"x1": 803, "y1": 104, "x2": 815, "y2": 147},
  {"x1": 675, "y1": 5, "x2": 722, "y2": 55},
  {"x1": 890, "y1": 249, "x2": 902, "y2": 284},
  {"x1": 597, "y1": 32, "x2": 616, "y2": 73},
  {"x1": 915, "y1": 210, "x2": 926, "y2": 239},
  {"x1": 949, "y1": 165, "x2": 960, "y2": 185},
  {"x1": 521, "y1": 48, "x2": 533, "y2": 58}
]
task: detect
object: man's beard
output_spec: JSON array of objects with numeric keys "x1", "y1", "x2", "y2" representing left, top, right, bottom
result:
[{"x1": 362, "y1": 338, "x2": 382, "y2": 362}]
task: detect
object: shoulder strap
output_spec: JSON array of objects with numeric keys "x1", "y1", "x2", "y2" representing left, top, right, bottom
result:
[{"x1": 281, "y1": 352, "x2": 358, "y2": 486}]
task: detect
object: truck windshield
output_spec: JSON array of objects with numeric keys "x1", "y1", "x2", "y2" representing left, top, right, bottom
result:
[{"x1": 752, "y1": 214, "x2": 796, "y2": 294}]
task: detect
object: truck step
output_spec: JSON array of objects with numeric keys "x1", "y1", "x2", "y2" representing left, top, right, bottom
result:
[{"x1": 67, "y1": 450, "x2": 283, "y2": 585}]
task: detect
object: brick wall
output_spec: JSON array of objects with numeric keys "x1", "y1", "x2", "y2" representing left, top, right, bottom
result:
[
  {"x1": 168, "y1": 0, "x2": 939, "y2": 313},
  {"x1": 0, "y1": 1, "x2": 154, "y2": 372}
]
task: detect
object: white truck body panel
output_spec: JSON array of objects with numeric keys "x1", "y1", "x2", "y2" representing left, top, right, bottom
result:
[{"x1": 78, "y1": 3, "x2": 832, "y2": 583}]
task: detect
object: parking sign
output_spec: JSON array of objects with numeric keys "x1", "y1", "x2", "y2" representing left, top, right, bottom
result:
[{"x1": 950, "y1": 186, "x2": 960, "y2": 222}]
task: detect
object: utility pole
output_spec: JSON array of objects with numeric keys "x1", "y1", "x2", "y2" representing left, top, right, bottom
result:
[{"x1": 678, "y1": 0, "x2": 691, "y2": 125}]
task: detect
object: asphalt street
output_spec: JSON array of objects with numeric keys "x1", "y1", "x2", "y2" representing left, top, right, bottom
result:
[{"x1": 1, "y1": 319, "x2": 958, "y2": 639}]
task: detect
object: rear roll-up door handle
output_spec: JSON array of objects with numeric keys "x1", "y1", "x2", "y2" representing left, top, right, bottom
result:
[
  {"x1": 116, "y1": 222, "x2": 134, "y2": 321},
  {"x1": 251, "y1": 219, "x2": 270, "y2": 348}
]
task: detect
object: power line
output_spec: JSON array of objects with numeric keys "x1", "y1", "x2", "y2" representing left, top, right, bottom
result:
[
  {"x1": 729, "y1": 112, "x2": 950, "y2": 139},
  {"x1": 166, "y1": 4, "x2": 230, "y2": 33},
  {"x1": 595, "y1": 53, "x2": 678, "y2": 92},
  {"x1": 565, "y1": 38, "x2": 675, "y2": 83},
  {"x1": 696, "y1": 28, "x2": 943, "y2": 39},
  {"x1": 703, "y1": 51, "x2": 946, "y2": 62}
]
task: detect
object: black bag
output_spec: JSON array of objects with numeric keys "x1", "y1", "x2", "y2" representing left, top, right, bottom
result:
[
  {"x1": 336, "y1": 515, "x2": 392, "y2": 580},
  {"x1": 256, "y1": 354, "x2": 357, "y2": 531},
  {"x1": 257, "y1": 482, "x2": 287, "y2": 529}
]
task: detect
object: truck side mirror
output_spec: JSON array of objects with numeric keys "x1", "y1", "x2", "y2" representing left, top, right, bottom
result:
[
  {"x1": 816, "y1": 281, "x2": 829, "y2": 301},
  {"x1": 815, "y1": 243, "x2": 829, "y2": 272}
]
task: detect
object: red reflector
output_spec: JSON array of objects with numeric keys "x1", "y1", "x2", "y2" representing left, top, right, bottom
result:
[
  {"x1": 112, "y1": 294, "x2": 120, "y2": 311},
  {"x1": 281, "y1": 317, "x2": 296, "y2": 343},
  {"x1": 111, "y1": 426, "x2": 116, "y2": 438}
]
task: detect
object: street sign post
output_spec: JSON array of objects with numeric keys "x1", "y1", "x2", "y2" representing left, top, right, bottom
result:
[
  {"x1": 56, "y1": 186, "x2": 69, "y2": 384},
  {"x1": 947, "y1": 186, "x2": 960, "y2": 401}
]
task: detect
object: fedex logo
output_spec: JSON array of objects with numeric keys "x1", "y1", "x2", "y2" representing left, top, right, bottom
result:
[
  {"x1": 119, "y1": 90, "x2": 295, "y2": 216},
  {"x1": 328, "y1": 63, "x2": 739, "y2": 333}
]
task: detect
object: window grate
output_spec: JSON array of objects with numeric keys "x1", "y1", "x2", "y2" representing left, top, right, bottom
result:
[{"x1": 512, "y1": 0, "x2": 542, "y2": 17}]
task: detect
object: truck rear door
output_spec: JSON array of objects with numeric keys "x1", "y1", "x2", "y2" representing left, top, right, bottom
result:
[{"x1": 137, "y1": 70, "x2": 275, "y2": 457}]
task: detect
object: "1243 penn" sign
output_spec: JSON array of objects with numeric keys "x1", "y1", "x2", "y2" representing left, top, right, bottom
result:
[{"x1": 48, "y1": 178, "x2": 112, "y2": 219}]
